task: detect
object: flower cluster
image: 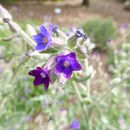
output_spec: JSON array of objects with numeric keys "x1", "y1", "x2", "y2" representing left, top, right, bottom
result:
[{"x1": 29, "y1": 24, "x2": 93, "y2": 90}]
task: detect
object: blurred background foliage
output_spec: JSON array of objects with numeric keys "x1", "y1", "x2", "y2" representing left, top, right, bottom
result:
[{"x1": 82, "y1": 18, "x2": 115, "y2": 51}]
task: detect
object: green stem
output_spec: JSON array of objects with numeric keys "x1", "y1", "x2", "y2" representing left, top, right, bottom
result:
[
  {"x1": 87, "y1": 80, "x2": 90, "y2": 98},
  {"x1": 72, "y1": 81, "x2": 90, "y2": 129}
]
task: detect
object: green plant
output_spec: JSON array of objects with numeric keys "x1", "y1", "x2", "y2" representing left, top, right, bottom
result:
[{"x1": 82, "y1": 18, "x2": 115, "y2": 51}]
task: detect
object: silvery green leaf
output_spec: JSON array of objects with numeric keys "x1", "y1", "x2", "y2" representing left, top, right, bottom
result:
[
  {"x1": 26, "y1": 24, "x2": 37, "y2": 37},
  {"x1": 0, "y1": 5, "x2": 12, "y2": 19}
]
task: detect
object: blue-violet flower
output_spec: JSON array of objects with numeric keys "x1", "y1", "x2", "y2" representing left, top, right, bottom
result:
[
  {"x1": 55, "y1": 52, "x2": 81, "y2": 79},
  {"x1": 32, "y1": 25, "x2": 52, "y2": 51},
  {"x1": 70, "y1": 119, "x2": 80, "y2": 129}
]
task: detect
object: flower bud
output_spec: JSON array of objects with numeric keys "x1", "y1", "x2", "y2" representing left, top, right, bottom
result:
[
  {"x1": 68, "y1": 29, "x2": 84, "y2": 49},
  {"x1": 82, "y1": 98, "x2": 92, "y2": 105},
  {"x1": 67, "y1": 34, "x2": 77, "y2": 48},
  {"x1": 75, "y1": 45, "x2": 88, "y2": 59},
  {"x1": 75, "y1": 29, "x2": 84, "y2": 38},
  {"x1": 52, "y1": 25, "x2": 59, "y2": 33}
]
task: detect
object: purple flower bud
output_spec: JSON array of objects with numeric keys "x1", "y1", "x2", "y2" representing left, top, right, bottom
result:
[
  {"x1": 32, "y1": 24, "x2": 52, "y2": 51},
  {"x1": 70, "y1": 119, "x2": 80, "y2": 129},
  {"x1": 53, "y1": 25, "x2": 59, "y2": 34},
  {"x1": 75, "y1": 29, "x2": 84, "y2": 38},
  {"x1": 55, "y1": 52, "x2": 81, "y2": 79},
  {"x1": 29, "y1": 67, "x2": 51, "y2": 90},
  {"x1": 49, "y1": 23, "x2": 59, "y2": 34}
]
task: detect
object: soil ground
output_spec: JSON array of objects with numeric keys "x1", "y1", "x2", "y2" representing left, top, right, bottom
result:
[{"x1": 2, "y1": 0, "x2": 130, "y2": 26}]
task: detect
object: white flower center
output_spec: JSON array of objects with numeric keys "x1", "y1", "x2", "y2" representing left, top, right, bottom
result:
[
  {"x1": 63, "y1": 61, "x2": 70, "y2": 67},
  {"x1": 40, "y1": 72, "x2": 46, "y2": 78}
]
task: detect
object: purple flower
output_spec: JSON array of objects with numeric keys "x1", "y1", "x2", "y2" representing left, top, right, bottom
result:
[
  {"x1": 70, "y1": 119, "x2": 80, "y2": 129},
  {"x1": 32, "y1": 24, "x2": 52, "y2": 51},
  {"x1": 29, "y1": 67, "x2": 51, "y2": 90},
  {"x1": 55, "y1": 52, "x2": 81, "y2": 79}
]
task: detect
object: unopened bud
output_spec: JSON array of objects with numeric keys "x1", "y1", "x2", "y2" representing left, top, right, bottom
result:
[
  {"x1": 67, "y1": 35, "x2": 77, "y2": 48},
  {"x1": 75, "y1": 45, "x2": 88, "y2": 59},
  {"x1": 52, "y1": 25, "x2": 59, "y2": 33},
  {"x1": 82, "y1": 98, "x2": 92, "y2": 105},
  {"x1": 75, "y1": 29, "x2": 84, "y2": 38}
]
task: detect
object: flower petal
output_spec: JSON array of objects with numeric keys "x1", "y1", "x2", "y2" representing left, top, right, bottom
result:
[
  {"x1": 33, "y1": 76, "x2": 43, "y2": 86},
  {"x1": 70, "y1": 119, "x2": 80, "y2": 129},
  {"x1": 35, "y1": 44, "x2": 46, "y2": 51},
  {"x1": 71, "y1": 60, "x2": 82, "y2": 71},
  {"x1": 43, "y1": 79, "x2": 49, "y2": 90},
  {"x1": 32, "y1": 34, "x2": 43, "y2": 44},
  {"x1": 55, "y1": 62, "x2": 64, "y2": 73},
  {"x1": 63, "y1": 67, "x2": 72, "y2": 79},
  {"x1": 49, "y1": 23, "x2": 54, "y2": 35},
  {"x1": 54, "y1": 68, "x2": 61, "y2": 76},
  {"x1": 66, "y1": 52, "x2": 76, "y2": 59},
  {"x1": 40, "y1": 25, "x2": 49, "y2": 36},
  {"x1": 29, "y1": 69, "x2": 41, "y2": 77}
]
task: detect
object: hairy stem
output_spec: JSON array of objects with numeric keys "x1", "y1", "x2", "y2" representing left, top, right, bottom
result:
[{"x1": 72, "y1": 81, "x2": 91, "y2": 129}]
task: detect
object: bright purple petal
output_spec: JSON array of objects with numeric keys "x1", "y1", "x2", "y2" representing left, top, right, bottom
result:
[
  {"x1": 44, "y1": 41, "x2": 52, "y2": 50},
  {"x1": 71, "y1": 60, "x2": 82, "y2": 71},
  {"x1": 49, "y1": 23, "x2": 54, "y2": 35},
  {"x1": 56, "y1": 55, "x2": 65, "y2": 62},
  {"x1": 54, "y1": 68, "x2": 61, "y2": 76},
  {"x1": 63, "y1": 67, "x2": 72, "y2": 79},
  {"x1": 35, "y1": 44, "x2": 45, "y2": 51},
  {"x1": 40, "y1": 25, "x2": 49, "y2": 36},
  {"x1": 32, "y1": 34, "x2": 43, "y2": 44},
  {"x1": 70, "y1": 119, "x2": 80, "y2": 129},
  {"x1": 66, "y1": 52, "x2": 76, "y2": 59},
  {"x1": 55, "y1": 62, "x2": 64, "y2": 73}
]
